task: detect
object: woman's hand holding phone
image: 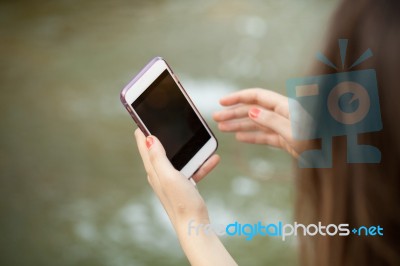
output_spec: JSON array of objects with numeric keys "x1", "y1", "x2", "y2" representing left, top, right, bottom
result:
[
  {"x1": 134, "y1": 129, "x2": 237, "y2": 266},
  {"x1": 134, "y1": 128, "x2": 217, "y2": 224}
]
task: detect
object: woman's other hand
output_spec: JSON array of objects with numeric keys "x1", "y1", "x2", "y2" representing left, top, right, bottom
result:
[{"x1": 213, "y1": 88, "x2": 300, "y2": 158}]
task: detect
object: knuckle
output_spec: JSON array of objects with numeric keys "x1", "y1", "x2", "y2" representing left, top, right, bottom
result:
[
  {"x1": 174, "y1": 200, "x2": 208, "y2": 220},
  {"x1": 158, "y1": 169, "x2": 179, "y2": 186},
  {"x1": 259, "y1": 110, "x2": 273, "y2": 123},
  {"x1": 146, "y1": 174, "x2": 159, "y2": 190},
  {"x1": 146, "y1": 174, "x2": 153, "y2": 185},
  {"x1": 175, "y1": 202, "x2": 188, "y2": 216},
  {"x1": 254, "y1": 87, "x2": 265, "y2": 94},
  {"x1": 253, "y1": 88, "x2": 265, "y2": 94},
  {"x1": 149, "y1": 151, "x2": 157, "y2": 165},
  {"x1": 275, "y1": 104, "x2": 289, "y2": 117}
]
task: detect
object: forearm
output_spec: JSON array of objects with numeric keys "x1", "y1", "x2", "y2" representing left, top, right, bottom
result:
[{"x1": 176, "y1": 219, "x2": 237, "y2": 266}]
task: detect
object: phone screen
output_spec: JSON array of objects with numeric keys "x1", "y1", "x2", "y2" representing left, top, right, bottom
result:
[{"x1": 132, "y1": 70, "x2": 211, "y2": 170}]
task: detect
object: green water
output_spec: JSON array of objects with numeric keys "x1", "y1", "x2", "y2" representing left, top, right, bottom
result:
[{"x1": 0, "y1": 0, "x2": 335, "y2": 265}]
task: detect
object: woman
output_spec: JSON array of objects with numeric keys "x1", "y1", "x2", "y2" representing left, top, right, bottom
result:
[{"x1": 134, "y1": 0, "x2": 400, "y2": 265}]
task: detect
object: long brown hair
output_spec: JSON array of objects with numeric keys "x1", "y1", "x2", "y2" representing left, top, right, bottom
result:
[{"x1": 295, "y1": 0, "x2": 400, "y2": 265}]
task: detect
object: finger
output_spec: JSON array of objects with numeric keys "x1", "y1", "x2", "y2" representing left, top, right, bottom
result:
[
  {"x1": 145, "y1": 135, "x2": 205, "y2": 221},
  {"x1": 236, "y1": 131, "x2": 299, "y2": 158},
  {"x1": 213, "y1": 104, "x2": 251, "y2": 122},
  {"x1": 145, "y1": 135, "x2": 185, "y2": 185},
  {"x1": 220, "y1": 88, "x2": 289, "y2": 118},
  {"x1": 135, "y1": 130, "x2": 178, "y2": 221},
  {"x1": 248, "y1": 107, "x2": 292, "y2": 142},
  {"x1": 146, "y1": 174, "x2": 177, "y2": 220},
  {"x1": 134, "y1": 129, "x2": 166, "y2": 195},
  {"x1": 218, "y1": 118, "x2": 261, "y2": 132},
  {"x1": 134, "y1": 128, "x2": 157, "y2": 177},
  {"x1": 192, "y1": 154, "x2": 220, "y2": 183},
  {"x1": 235, "y1": 131, "x2": 282, "y2": 147}
]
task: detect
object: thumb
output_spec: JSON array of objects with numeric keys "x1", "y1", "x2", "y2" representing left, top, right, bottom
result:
[{"x1": 145, "y1": 135, "x2": 177, "y2": 176}]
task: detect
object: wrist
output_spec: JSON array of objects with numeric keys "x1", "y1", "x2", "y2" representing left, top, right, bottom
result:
[{"x1": 174, "y1": 218, "x2": 238, "y2": 266}]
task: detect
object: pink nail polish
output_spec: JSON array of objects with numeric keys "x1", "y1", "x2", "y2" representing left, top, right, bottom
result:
[
  {"x1": 249, "y1": 108, "x2": 261, "y2": 119},
  {"x1": 146, "y1": 136, "x2": 154, "y2": 149}
]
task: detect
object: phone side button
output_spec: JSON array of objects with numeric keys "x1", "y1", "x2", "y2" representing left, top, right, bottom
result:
[
  {"x1": 125, "y1": 106, "x2": 135, "y2": 116},
  {"x1": 174, "y1": 74, "x2": 183, "y2": 88},
  {"x1": 173, "y1": 74, "x2": 181, "y2": 84}
]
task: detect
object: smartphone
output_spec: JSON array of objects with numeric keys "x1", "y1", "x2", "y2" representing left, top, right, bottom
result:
[{"x1": 120, "y1": 57, "x2": 218, "y2": 178}]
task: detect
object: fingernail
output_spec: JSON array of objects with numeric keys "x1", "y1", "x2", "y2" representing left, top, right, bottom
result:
[
  {"x1": 249, "y1": 108, "x2": 261, "y2": 119},
  {"x1": 146, "y1": 136, "x2": 154, "y2": 149}
]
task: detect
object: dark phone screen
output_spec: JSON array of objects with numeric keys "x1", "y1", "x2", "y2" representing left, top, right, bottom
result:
[{"x1": 132, "y1": 70, "x2": 211, "y2": 170}]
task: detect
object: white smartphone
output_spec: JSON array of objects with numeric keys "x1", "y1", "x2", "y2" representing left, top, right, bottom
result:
[{"x1": 120, "y1": 57, "x2": 218, "y2": 178}]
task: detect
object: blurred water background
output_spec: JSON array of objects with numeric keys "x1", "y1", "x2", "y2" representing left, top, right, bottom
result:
[{"x1": 0, "y1": 0, "x2": 335, "y2": 265}]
